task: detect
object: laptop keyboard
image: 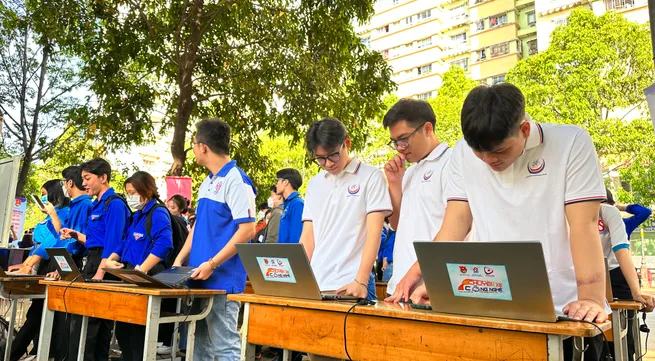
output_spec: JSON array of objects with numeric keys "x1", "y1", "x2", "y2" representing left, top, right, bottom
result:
[
  {"x1": 84, "y1": 279, "x2": 122, "y2": 283},
  {"x1": 153, "y1": 272, "x2": 191, "y2": 287}
]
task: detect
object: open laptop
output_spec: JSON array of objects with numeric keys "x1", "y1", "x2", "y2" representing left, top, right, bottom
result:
[
  {"x1": 46, "y1": 248, "x2": 121, "y2": 283},
  {"x1": 414, "y1": 241, "x2": 557, "y2": 322},
  {"x1": 236, "y1": 243, "x2": 358, "y2": 301},
  {"x1": 104, "y1": 267, "x2": 195, "y2": 289}
]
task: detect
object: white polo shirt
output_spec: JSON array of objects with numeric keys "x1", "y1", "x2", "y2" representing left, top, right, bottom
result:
[
  {"x1": 302, "y1": 157, "x2": 392, "y2": 291},
  {"x1": 446, "y1": 121, "x2": 606, "y2": 315},
  {"x1": 599, "y1": 204, "x2": 630, "y2": 271},
  {"x1": 387, "y1": 143, "x2": 451, "y2": 295}
]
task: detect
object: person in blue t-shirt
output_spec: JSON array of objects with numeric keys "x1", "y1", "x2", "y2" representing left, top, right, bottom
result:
[
  {"x1": 105, "y1": 171, "x2": 173, "y2": 361},
  {"x1": 275, "y1": 168, "x2": 304, "y2": 244},
  {"x1": 174, "y1": 119, "x2": 256, "y2": 361},
  {"x1": 376, "y1": 220, "x2": 396, "y2": 282},
  {"x1": 605, "y1": 189, "x2": 652, "y2": 240},
  {"x1": 60, "y1": 158, "x2": 131, "y2": 361}
]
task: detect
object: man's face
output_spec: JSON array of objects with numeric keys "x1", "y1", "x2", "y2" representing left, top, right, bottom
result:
[
  {"x1": 275, "y1": 178, "x2": 287, "y2": 195},
  {"x1": 81, "y1": 170, "x2": 105, "y2": 197},
  {"x1": 313, "y1": 138, "x2": 350, "y2": 175},
  {"x1": 191, "y1": 136, "x2": 207, "y2": 167},
  {"x1": 471, "y1": 121, "x2": 530, "y2": 172},
  {"x1": 388, "y1": 121, "x2": 430, "y2": 163}
]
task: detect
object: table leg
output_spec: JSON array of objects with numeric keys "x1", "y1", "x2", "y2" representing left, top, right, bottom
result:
[
  {"x1": 36, "y1": 293, "x2": 55, "y2": 361},
  {"x1": 548, "y1": 334, "x2": 564, "y2": 361},
  {"x1": 613, "y1": 309, "x2": 629, "y2": 361},
  {"x1": 144, "y1": 295, "x2": 162, "y2": 361},
  {"x1": 77, "y1": 316, "x2": 88, "y2": 361},
  {"x1": 633, "y1": 311, "x2": 642, "y2": 360},
  {"x1": 282, "y1": 349, "x2": 292, "y2": 361},
  {"x1": 186, "y1": 320, "x2": 196, "y2": 361},
  {"x1": 240, "y1": 302, "x2": 256, "y2": 361},
  {"x1": 170, "y1": 298, "x2": 181, "y2": 361},
  {"x1": 3, "y1": 299, "x2": 17, "y2": 361}
]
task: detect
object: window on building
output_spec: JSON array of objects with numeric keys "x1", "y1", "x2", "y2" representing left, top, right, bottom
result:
[
  {"x1": 554, "y1": 17, "x2": 567, "y2": 26},
  {"x1": 476, "y1": 48, "x2": 487, "y2": 62},
  {"x1": 143, "y1": 160, "x2": 155, "y2": 167},
  {"x1": 451, "y1": 33, "x2": 467, "y2": 45},
  {"x1": 417, "y1": 64, "x2": 433, "y2": 75},
  {"x1": 474, "y1": 0, "x2": 485, "y2": 4},
  {"x1": 361, "y1": 37, "x2": 371, "y2": 46},
  {"x1": 416, "y1": 91, "x2": 435, "y2": 100},
  {"x1": 451, "y1": 57, "x2": 469, "y2": 71},
  {"x1": 489, "y1": 13, "x2": 508, "y2": 28},
  {"x1": 605, "y1": 0, "x2": 635, "y2": 10},
  {"x1": 527, "y1": 11, "x2": 536, "y2": 27},
  {"x1": 405, "y1": 15, "x2": 414, "y2": 26},
  {"x1": 392, "y1": 0, "x2": 400, "y2": 5},
  {"x1": 417, "y1": 37, "x2": 433, "y2": 49},
  {"x1": 451, "y1": 5, "x2": 466, "y2": 18},
  {"x1": 417, "y1": 9, "x2": 432, "y2": 22},
  {"x1": 527, "y1": 39, "x2": 538, "y2": 55},
  {"x1": 382, "y1": 49, "x2": 389, "y2": 58},
  {"x1": 491, "y1": 74, "x2": 506, "y2": 85},
  {"x1": 490, "y1": 42, "x2": 509, "y2": 58},
  {"x1": 476, "y1": 20, "x2": 485, "y2": 32}
]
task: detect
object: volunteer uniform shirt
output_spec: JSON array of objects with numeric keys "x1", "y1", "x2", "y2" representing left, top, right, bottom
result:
[
  {"x1": 61, "y1": 194, "x2": 93, "y2": 257},
  {"x1": 31, "y1": 206, "x2": 70, "y2": 259},
  {"x1": 446, "y1": 122, "x2": 607, "y2": 315},
  {"x1": 302, "y1": 157, "x2": 392, "y2": 291},
  {"x1": 85, "y1": 188, "x2": 132, "y2": 259},
  {"x1": 278, "y1": 192, "x2": 304, "y2": 244},
  {"x1": 114, "y1": 199, "x2": 173, "y2": 267},
  {"x1": 189, "y1": 160, "x2": 256, "y2": 293},
  {"x1": 599, "y1": 204, "x2": 630, "y2": 271},
  {"x1": 387, "y1": 143, "x2": 451, "y2": 295}
]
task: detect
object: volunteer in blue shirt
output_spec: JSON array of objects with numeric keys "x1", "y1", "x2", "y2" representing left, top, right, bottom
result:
[
  {"x1": 275, "y1": 168, "x2": 304, "y2": 244},
  {"x1": 11, "y1": 179, "x2": 70, "y2": 275},
  {"x1": 377, "y1": 222, "x2": 395, "y2": 282},
  {"x1": 606, "y1": 189, "x2": 653, "y2": 239},
  {"x1": 105, "y1": 171, "x2": 173, "y2": 361},
  {"x1": 174, "y1": 119, "x2": 256, "y2": 361},
  {"x1": 60, "y1": 157, "x2": 131, "y2": 361}
]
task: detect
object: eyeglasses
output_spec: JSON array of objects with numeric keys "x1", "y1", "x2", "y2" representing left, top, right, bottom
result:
[
  {"x1": 387, "y1": 123, "x2": 426, "y2": 151},
  {"x1": 189, "y1": 139, "x2": 200, "y2": 149},
  {"x1": 312, "y1": 143, "x2": 344, "y2": 166}
]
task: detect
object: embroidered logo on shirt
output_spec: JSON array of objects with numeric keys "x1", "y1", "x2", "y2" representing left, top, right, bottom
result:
[
  {"x1": 527, "y1": 158, "x2": 546, "y2": 174},
  {"x1": 423, "y1": 169, "x2": 434, "y2": 181},
  {"x1": 133, "y1": 232, "x2": 144, "y2": 240},
  {"x1": 347, "y1": 184, "x2": 360, "y2": 195},
  {"x1": 91, "y1": 214, "x2": 100, "y2": 220},
  {"x1": 213, "y1": 182, "x2": 223, "y2": 195}
]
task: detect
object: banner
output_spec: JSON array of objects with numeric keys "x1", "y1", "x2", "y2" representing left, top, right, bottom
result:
[
  {"x1": 165, "y1": 176, "x2": 193, "y2": 206},
  {"x1": 11, "y1": 197, "x2": 27, "y2": 242}
]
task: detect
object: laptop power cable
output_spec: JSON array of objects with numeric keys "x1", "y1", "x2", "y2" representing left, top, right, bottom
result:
[
  {"x1": 343, "y1": 298, "x2": 375, "y2": 361},
  {"x1": 557, "y1": 316, "x2": 613, "y2": 361}
]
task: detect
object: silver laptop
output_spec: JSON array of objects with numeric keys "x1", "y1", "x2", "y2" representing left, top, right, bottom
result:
[
  {"x1": 236, "y1": 243, "x2": 357, "y2": 301},
  {"x1": 414, "y1": 241, "x2": 557, "y2": 322}
]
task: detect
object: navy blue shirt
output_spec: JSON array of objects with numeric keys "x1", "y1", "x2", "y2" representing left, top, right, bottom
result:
[
  {"x1": 85, "y1": 188, "x2": 131, "y2": 258},
  {"x1": 113, "y1": 199, "x2": 173, "y2": 266},
  {"x1": 189, "y1": 161, "x2": 256, "y2": 293},
  {"x1": 623, "y1": 204, "x2": 652, "y2": 240},
  {"x1": 377, "y1": 229, "x2": 396, "y2": 263},
  {"x1": 278, "y1": 192, "x2": 304, "y2": 244}
]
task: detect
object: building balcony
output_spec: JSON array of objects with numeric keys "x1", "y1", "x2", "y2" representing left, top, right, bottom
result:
[
  {"x1": 516, "y1": 0, "x2": 535, "y2": 9},
  {"x1": 537, "y1": 0, "x2": 589, "y2": 15},
  {"x1": 605, "y1": 0, "x2": 647, "y2": 10},
  {"x1": 443, "y1": 12, "x2": 469, "y2": 29},
  {"x1": 441, "y1": 43, "x2": 471, "y2": 59},
  {"x1": 518, "y1": 26, "x2": 537, "y2": 38}
]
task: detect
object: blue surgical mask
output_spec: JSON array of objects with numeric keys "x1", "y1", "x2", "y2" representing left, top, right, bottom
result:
[{"x1": 41, "y1": 196, "x2": 48, "y2": 204}]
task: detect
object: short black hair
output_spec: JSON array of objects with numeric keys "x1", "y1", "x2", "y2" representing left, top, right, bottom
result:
[
  {"x1": 258, "y1": 202, "x2": 269, "y2": 211},
  {"x1": 461, "y1": 83, "x2": 526, "y2": 152},
  {"x1": 383, "y1": 98, "x2": 436, "y2": 129},
  {"x1": 42, "y1": 179, "x2": 70, "y2": 208},
  {"x1": 270, "y1": 185, "x2": 277, "y2": 193},
  {"x1": 62, "y1": 166, "x2": 84, "y2": 191},
  {"x1": 195, "y1": 118, "x2": 230, "y2": 156},
  {"x1": 80, "y1": 158, "x2": 112, "y2": 182},
  {"x1": 276, "y1": 168, "x2": 302, "y2": 190},
  {"x1": 305, "y1": 117, "x2": 348, "y2": 154},
  {"x1": 606, "y1": 188, "x2": 615, "y2": 205}
]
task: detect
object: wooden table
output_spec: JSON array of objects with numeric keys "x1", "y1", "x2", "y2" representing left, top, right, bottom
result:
[
  {"x1": 230, "y1": 294, "x2": 610, "y2": 361},
  {"x1": 609, "y1": 300, "x2": 643, "y2": 361},
  {"x1": 36, "y1": 280, "x2": 224, "y2": 361},
  {"x1": 247, "y1": 281, "x2": 390, "y2": 301},
  {"x1": 0, "y1": 276, "x2": 45, "y2": 361}
]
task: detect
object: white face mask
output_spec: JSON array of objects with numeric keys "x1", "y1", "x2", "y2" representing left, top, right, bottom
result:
[
  {"x1": 267, "y1": 197, "x2": 274, "y2": 208},
  {"x1": 62, "y1": 184, "x2": 69, "y2": 198},
  {"x1": 258, "y1": 211, "x2": 266, "y2": 220},
  {"x1": 127, "y1": 194, "x2": 145, "y2": 210}
]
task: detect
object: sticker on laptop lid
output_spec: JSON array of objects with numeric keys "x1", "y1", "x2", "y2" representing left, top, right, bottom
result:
[
  {"x1": 256, "y1": 257, "x2": 296, "y2": 283},
  {"x1": 446, "y1": 263, "x2": 512, "y2": 301},
  {"x1": 54, "y1": 256, "x2": 73, "y2": 272}
]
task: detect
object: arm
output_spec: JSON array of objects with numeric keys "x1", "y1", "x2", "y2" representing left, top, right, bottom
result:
[
  {"x1": 191, "y1": 222, "x2": 255, "y2": 280},
  {"x1": 384, "y1": 154, "x2": 406, "y2": 230},
  {"x1": 614, "y1": 248, "x2": 652, "y2": 307},
  {"x1": 299, "y1": 222, "x2": 315, "y2": 260},
  {"x1": 623, "y1": 204, "x2": 652, "y2": 235},
  {"x1": 139, "y1": 254, "x2": 163, "y2": 274},
  {"x1": 44, "y1": 203, "x2": 63, "y2": 234},
  {"x1": 265, "y1": 209, "x2": 281, "y2": 243},
  {"x1": 289, "y1": 202, "x2": 305, "y2": 243},
  {"x1": 173, "y1": 224, "x2": 194, "y2": 267},
  {"x1": 564, "y1": 201, "x2": 607, "y2": 321}
]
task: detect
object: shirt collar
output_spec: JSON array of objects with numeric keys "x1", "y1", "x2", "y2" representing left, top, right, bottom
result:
[
  {"x1": 284, "y1": 192, "x2": 300, "y2": 203},
  {"x1": 97, "y1": 187, "x2": 116, "y2": 203},
  {"x1": 524, "y1": 120, "x2": 544, "y2": 150},
  {"x1": 70, "y1": 194, "x2": 91, "y2": 205},
  {"x1": 209, "y1": 160, "x2": 237, "y2": 178},
  {"x1": 421, "y1": 143, "x2": 450, "y2": 163},
  {"x1": 323, "y1": 157, "x2": 361, "y2": 178},
  {"x1": 141, "y1": 199, "x2": 158, "y2": 214}
]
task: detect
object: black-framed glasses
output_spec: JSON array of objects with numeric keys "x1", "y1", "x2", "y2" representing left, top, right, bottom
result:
[
  {"x1": 312, "y1": 143, "x2": 344, "y2": 166},
  {"x1": 387, "y1": 123, "x2": 426, "y2": 150}
]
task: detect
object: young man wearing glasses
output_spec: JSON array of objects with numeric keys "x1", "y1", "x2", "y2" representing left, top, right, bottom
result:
[{"x1": 381, "y1": 98, "x2": 453, "y2": 299}]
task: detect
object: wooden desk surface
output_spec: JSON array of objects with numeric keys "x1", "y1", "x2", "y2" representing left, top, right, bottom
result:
[
  {"x1": 0, "y1": 276, "x2": 45, "y2": 282},
  {"x1": 230, "y1": 293, "x2": 609, "y2": 337},
  {"x1": 609, "y1": 300, "x2": 643, "y2": 311},
  {"x1": 40, "y1": 280, "x2": 225, "y2": 296}
]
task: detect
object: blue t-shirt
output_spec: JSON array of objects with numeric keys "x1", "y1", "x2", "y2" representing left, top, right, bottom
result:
[
  {"x1": 31, "y1": 206, "x2": 69, "y2": 259},
  {"x1": 59, "y1": 194, "x2": 94, "y2": 257},
  {"x1": 85, "y1": 188, "x2": 131, "y2": 258},
  {"x1": 189, "y1": 161, "x2": 256, "y2": 293},
  {"x1": 278, "y1": 192, "x2": 304, "y2": 244},
  {"x1": 377, "y1": 228, "x2": 396, "y2": 263},
  {"x1": 623, "y1": 204, "x2": 652, "y2": 240},
  {"x1": 113, "y1": 199, "x2": 173, "y2": 266}
]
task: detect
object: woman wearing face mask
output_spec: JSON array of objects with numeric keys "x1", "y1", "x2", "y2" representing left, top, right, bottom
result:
[
  {"x1": 10, "y1": 179, "x2": 70, "y2": 275},
  {"x1": 105, "y1": 171, "x2": 173, "y2": 361}
]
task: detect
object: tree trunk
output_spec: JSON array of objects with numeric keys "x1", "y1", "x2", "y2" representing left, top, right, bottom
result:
[{"x1": 170, "y1": 0, "x2": 205, "y2": 176}]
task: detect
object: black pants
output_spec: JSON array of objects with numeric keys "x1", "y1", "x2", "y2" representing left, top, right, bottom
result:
[
  {"x1": 610, "y1": 267, "x2": 638, "y2": 361},
  {"x1": 114, "y1": 322, "x2": 145, "y2": 361},
  {"x1": 563, "y1": 334, "x2": 604, "y2": 361},
  {"x1": 67, "y1": 247, "x2": 113, "y2": 361}
]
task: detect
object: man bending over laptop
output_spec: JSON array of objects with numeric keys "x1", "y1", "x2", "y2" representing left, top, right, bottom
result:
[
  {"x1": 174, "y1": 119, "x2": 257, "y2": 361},
  {"x1": 300, "y1": 117, "x2": 391, "y2": 361},
  {"x1": 390, "y1": 84, "x2": 609, "y2": 360}
]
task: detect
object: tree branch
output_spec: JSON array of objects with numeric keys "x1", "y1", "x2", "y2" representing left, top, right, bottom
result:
[{"x1": 40, "y1": 79, "x2": 87, "y2": 110}]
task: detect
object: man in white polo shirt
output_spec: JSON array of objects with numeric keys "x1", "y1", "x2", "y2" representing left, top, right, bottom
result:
[
  {"x1": 391, "y1": 84, "x2": 608, "y2": 360},
  {"x1": 380, "y1": 98, "x2": 452, "y2": 298}
]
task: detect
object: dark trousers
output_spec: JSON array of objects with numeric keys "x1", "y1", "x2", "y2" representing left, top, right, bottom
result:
[
  {"x1": 610, "y1": 267, "x2": 638, "y2": 361},
  {"x1": 67, "y1": 247, "x2": 113, "y2": 361},
  {"x1": 563, "y1": 334, "x2": 604, "y2": 361},
  {"x1": 114, "y1": 322, "x2": 145, "y2": 361}
]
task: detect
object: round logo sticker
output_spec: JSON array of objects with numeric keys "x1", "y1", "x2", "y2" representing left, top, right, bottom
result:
[
  {"x1": 528, "y1": 158, "x2": 545, "y2": 174},
  {"x1": 348, "y1": 184, "x2": 360, "y2": 195},
  {"x1": 423, "y1": 169, "x2": 434, "y2": 181}
]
